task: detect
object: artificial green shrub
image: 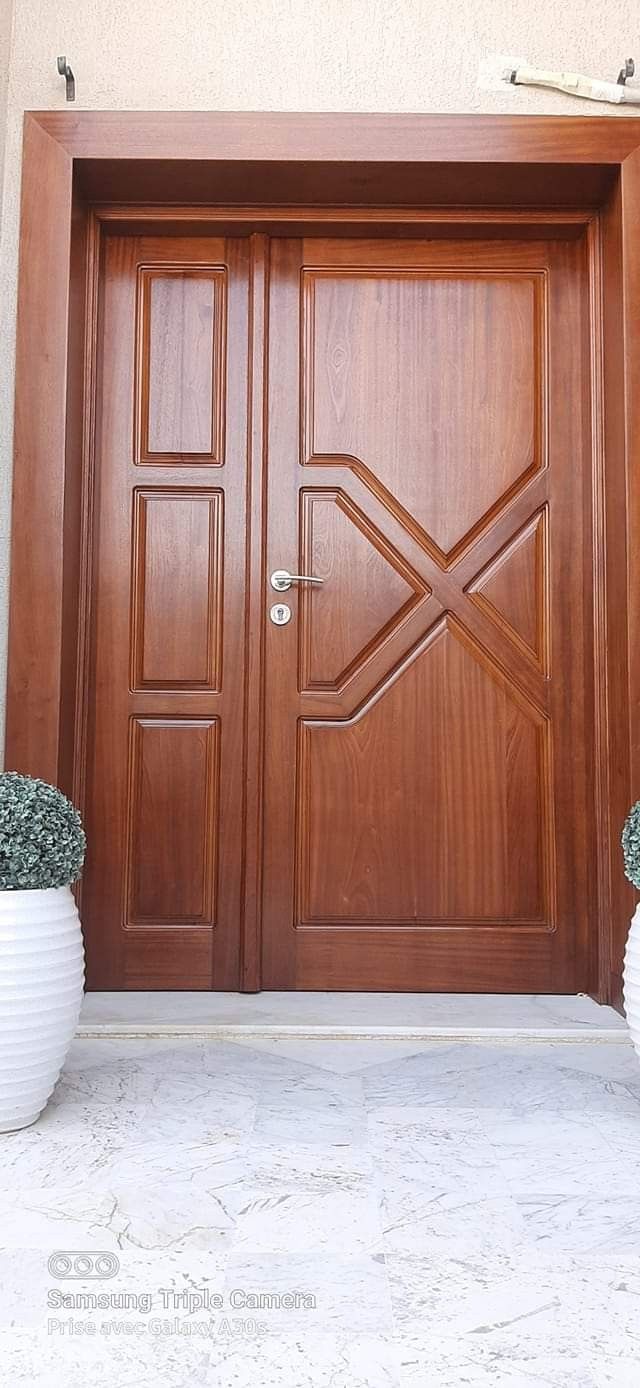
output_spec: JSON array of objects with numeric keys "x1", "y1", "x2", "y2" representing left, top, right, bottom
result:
[
  {"x1": 0, "y1": 772, "x2": 85, "y2": 890},
  {"x1": 622, "y1": 801, "x2": 640, "y2": 891}
]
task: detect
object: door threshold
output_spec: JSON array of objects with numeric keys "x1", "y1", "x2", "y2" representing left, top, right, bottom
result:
[{"x1": 77, "y1": 992, "x2": 627, "y2": 1041}]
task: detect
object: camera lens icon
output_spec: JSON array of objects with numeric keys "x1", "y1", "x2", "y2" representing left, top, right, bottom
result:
[{"x1": 47, "y1": 1251, "x2": 120, "y2": 1279}]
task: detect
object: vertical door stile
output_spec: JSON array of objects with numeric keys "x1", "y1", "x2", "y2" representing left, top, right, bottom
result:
[{"x1": 240, "y1": 233, "x2": 270, "y2": 990}]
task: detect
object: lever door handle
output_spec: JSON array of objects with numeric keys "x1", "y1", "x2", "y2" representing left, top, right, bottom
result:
[{"x1": 270, "y1": 569, "x2": 324, "y2": 592}]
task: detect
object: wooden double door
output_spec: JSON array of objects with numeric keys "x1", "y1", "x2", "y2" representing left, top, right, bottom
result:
[{"x1": 84, "y1": 228, "x2": 593, "y2": 992}]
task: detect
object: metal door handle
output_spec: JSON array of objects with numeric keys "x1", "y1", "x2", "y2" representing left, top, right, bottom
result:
[{"x1": 270, "y1": 569, "x2": 324, "y2": 592}]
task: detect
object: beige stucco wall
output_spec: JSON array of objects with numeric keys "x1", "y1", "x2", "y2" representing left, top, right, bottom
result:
[
  {"x1": 0, "y1": 0, "x2": 638, "y2": 757},
  {"x1": 0, "y1": 0, "x2": 13, "y2": 209}
]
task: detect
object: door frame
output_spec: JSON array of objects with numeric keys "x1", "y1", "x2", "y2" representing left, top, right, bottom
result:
[{"x1": 5, "y1": 111, "x2": 640, "y2": 1003}]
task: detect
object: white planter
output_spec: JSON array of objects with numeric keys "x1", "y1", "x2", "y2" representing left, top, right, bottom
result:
[
  {"x1": 0, "y1": 886, "x2": 84, "y2": 1132},
  {"x1": 623, "y1": 902, "x2": 640, "y2": 1060}
]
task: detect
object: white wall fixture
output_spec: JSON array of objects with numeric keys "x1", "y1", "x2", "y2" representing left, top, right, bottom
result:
[
  {"x1": 0, "y1": 887, "x2": 84, "y2": 1132},
  {"x1": 479, "y1": 53, "x2": 640, "y2": 105}
]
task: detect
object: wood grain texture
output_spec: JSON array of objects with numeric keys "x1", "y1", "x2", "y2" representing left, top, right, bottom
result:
[
  {"x1": 467, "y1": 508, "x2": 548, "y2": 671},
  {"x1": 261, "y1": 235, "x2": 592, "y2": 992},
  {"x1": 30, "y1": 108, "x2": 627, "y2": 212},
  {"x1": 621, "y1": 150, "x2": 640, "y2": 801},
  {"x1": 5, "y1": 118, "x2": 73, "y2": 779},
  {"x1": 239, "y1": 234, "x2": 269, "y2": 991},
  {"x1": 96, "y1": 205, "x2": 595, "y2": 239},
  {"x1": 305, "y1": 268, "x2": 541, "y2": 563},
  {"x1": 125, "y1": 717, "x2": 219, "y2": 926},
  {"x1": 34, "y1": 110, "x2": 640, "y2": 164},
  {"x1": 299, "y1": 489, "x2": 430, "y2": 693},
  {"x1": 77, "y1": 162, "x2": 617, "y2": 209},
  {"x1": 610, "y1": 150, "x2": 640, "y2": 1004},
  {"x1": 137, "y1": 267, "x2": 225, "y2": 461},
  {"x1": 131, "y1": 489, "x2": 223, "y2": 690},
  {"x1": 298, "y1": 619, "x2": 549, "y2": 925},
  {"x1": 58, "y1": 194, "x2": 95, "y2": 806}
]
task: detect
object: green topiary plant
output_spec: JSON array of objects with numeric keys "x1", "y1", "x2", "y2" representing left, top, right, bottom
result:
[
  {"x1": 0, "y1": 772, "x2": 86, "y2": 891},
  {"x1": 622, "y1": 802, "x2": 640, "y2": 891}
]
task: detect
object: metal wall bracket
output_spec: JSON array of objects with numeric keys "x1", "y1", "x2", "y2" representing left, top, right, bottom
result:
[
  {"x1": 617, "y1": 58, "x2": 635, "y2": 85},
  {"x1": 57, "y1": 56, "x2": 75, "y2": 102}
]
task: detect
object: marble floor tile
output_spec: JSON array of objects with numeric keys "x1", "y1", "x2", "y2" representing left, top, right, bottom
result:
[
  {"x1": 482, "y1": 1109, "x2": 640, "y2": 1197},
  {"x1": 0, "y1": 1124, "x2": 249, "y2": 1195},
  {"x1": 381, "y1": 1189, "x2": 527, "y2": 1260},
  {"x1": 252, "y1": 1085, "x2": 366, "y2": 1146},
  {"x1": 231, "y1": 1186, "x2": 383, "y2": 1258},
  {"x1": 364, "y1": 1044, "x2": 598, "y2": 1115},
  {"x1": 386, "y1": 1247, "x2": 531, "y2": 1334},
  {"x1": 0, "y1": 1246, "x2": 230, "y2": 1331},
  {"x1": 397, "y1": 1254, "x2": 640, "y2": 1384},
  {"x1": 593, "y1": 1361, "x2": 640, "y2": 1387},
  {"x1": 589, "y1": 1104, "x2": 640, "y2": 1164},
  {"x1": 204, "y1": 1333, "x2": 403, "y2": 1387},
  {"x1": 514, "y1": 1191, "x2": 640, "y2": 1256},
  {"x1": 0, "y1": 1326, "x2": 217, "y2": 1388},
  {"x1": 399, "y1": 1339, "x2": 601, "y2": 1388},
  {"x1": 533, "y1": 1040, "x2": 640, "y2": 1085},
  {"x1": 221, "y1": 1248, "x2": 393, "y2": 1335},
  {"x1": 231, "y1": 1036, "x2": 442, "y2": 1074},
  {"x1": 2, "y1": 1034, "x2": 640, "y2": 1386},
  {"x1": 368, "y1": 1105, "x2": 506, "y2": 1192},
  {"x1": 242, "y1": 1137, "x2": 374, "y2": 1193},
  {"x1": 0, "y1": 1178, "x2": 241, "y2": 1255},
  {"x1": 361, "y1": 1043, "x2": 508, "y2": 1109},
  {"x1": 3, "y1": 1327, "x2": 404, "y2": 1388}
]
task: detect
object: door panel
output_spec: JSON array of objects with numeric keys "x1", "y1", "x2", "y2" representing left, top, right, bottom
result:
[
  {"x1": 140, "y1": 269, "x2": 225, "y2": 459},
  {"x1": 299, "y1": 489, "x2": 431, "y2": 694},
  {"x1": 467, "y1": 508, "x2": 548, "y2": 671},
  {"x1": 296, "y1": 623, "x2": 548, "y2": 923},
  {"x1": 261, "y1": 237, "x2": 592, "y2": 991},
  {"x1": 83, "y1": 236, "x2": 249, "y2": 988},
  {"x1": 125, "y1": 717, "x2": 219, "y2": 927},
  {"x1": 305, "y1": 269, "x2": 539, "y2": 563},
  {"x1": 131, "y1": 488, "x2": 224, "y2": 689}
]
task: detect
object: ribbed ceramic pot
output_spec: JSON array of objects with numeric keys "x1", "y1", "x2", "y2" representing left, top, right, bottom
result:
[
  {"x1": 0, "y1": 886, "x2": 84, "y2": 1132},
  {"x1": 623, "y1": 902, "x2": 640, "y2": 1062}
]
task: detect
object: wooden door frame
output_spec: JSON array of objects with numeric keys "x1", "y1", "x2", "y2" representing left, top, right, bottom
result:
[{"x1": 5, "y1": 111, "x2": 639, "y2": 1004}]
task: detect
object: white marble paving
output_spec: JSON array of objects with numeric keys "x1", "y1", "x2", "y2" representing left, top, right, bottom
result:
[
  {"x1": 1, "y1": 1035, "x2": 640, "y2": 1385},
  {"x1": 79, "y1": 991, "x2": 626, "y2": 1036}
]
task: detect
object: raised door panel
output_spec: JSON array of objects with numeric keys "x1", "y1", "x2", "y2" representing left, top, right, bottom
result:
[
  {"x1": 126, "y1": 718, "x2": 219, "y2": 926},
  {"x1": 304, "y1": 269, "x2": 542, "y2": 563},
  {"x1": 298, "y1": 621, "x2": 549, "y2": 927},
  {"x1": 131, "y1": 489, "x2": 223, "y2": 690},
  {"x1": 136, "y1": 267, "x2": 226, "y2": 462},
  {"x1": 467, "y1": 508, "x2": 549, "y2": 670},
  {"x1": 299, "y1": 488, "x2": 430, "y2": 693}
]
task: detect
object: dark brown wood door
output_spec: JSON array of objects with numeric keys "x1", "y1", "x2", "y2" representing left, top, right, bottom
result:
[
  {"x1": 84, "y1": 236, "x2": 251, "y2": 988},
  {"x1": 261, "y1": 236, "x2": 593, "y2": 991}
]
